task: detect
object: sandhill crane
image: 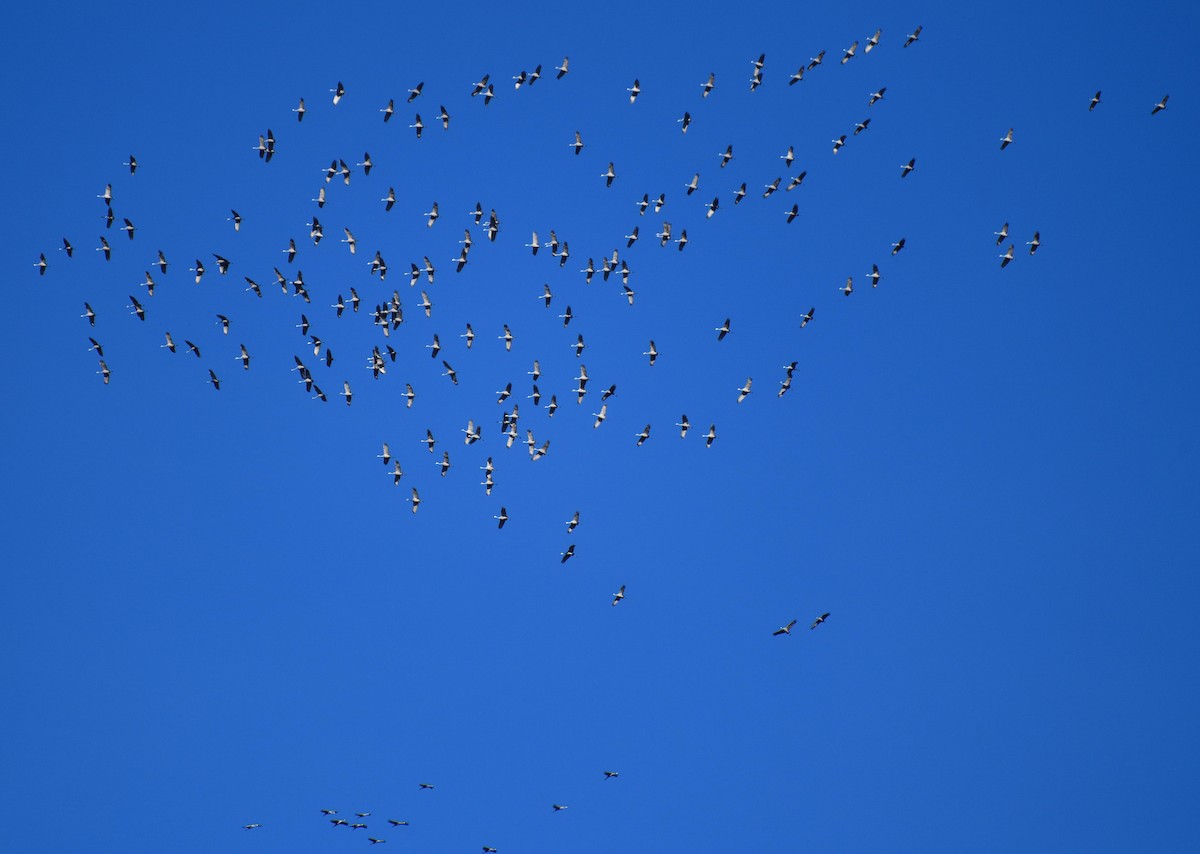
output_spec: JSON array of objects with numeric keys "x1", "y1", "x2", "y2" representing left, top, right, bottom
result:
[
  {"x1": 737, "y1": 378, "x2": 753, "y2": 403},
  {"x1": 676, "y1": 414, "x2": 690, "y2": 437},
  {"x1": 789, "y1": 67, "x2": 804, "y2": 84},
  {"x1": 781, "y1": 145, "x2": 795, "y2": 168},
  {"x1": 528, "y1": 360, "x2": 541, "y2": 382},
  {"x1": 420, "y1": 292, "x2": 432, "y2": 318},
  {"x1": 34, "y1": 253, "x2": 47, "y2": 275},
  {"x1": 677, "y1": 111, "x2": 691, "y2": 133},
  {"x1": 243, "y1": 824, "x2": 261, "y2": 830},
  {"x1": 559, "y1": 547, "x2": 574, "y2": 565},
  {"x1": 61, "y1": 237, "x2": 75, "y2": 257},
  {"x1": 994, "y1": 222, "x2": 1009, "y2": 245},
  {"x1": 674, "y1": 230, "x2": 688, "y2": 252},
  {"x1": 87, "y1": 337, "x2": 104, "y2": 357},
  {"x1": 718, "y1": 145, "x2": 733, "y2": 168},
  {"x1": 410, "y1": 114, "x2": 424, "y2": 138},
  {"x1": 809, "y1": 49, "x2": 826, "y2": 69},
  {"x1": 331, "y1": 81, "x2": 345, "y2": 104},
  {"x1": 763, "y1": 176, "x2": 781, "y2": 197},
  {"x1": 574, "y1": 334, "x2": 585, "y2": 357},
  {"x1": 865, "y1": 28, "x2": 881, "y2": 52},
  {"x1": 644, "y1": 341, "x2": 658, "y2": 365},
  {"x1": 593, "y1": 404, "x2": 607, "y2": 428},
  {"x1": 553, "y1": 803, "x2": 570, "y2": 811},
  {"x1": 497, "y1": 383, "x2": 512, "y2": 404},
  {"x1": 654, "y1": 193, "x2": 666, "y2": 213},
  {"x1": 685, "y1": 173, "x2": 700, "y2": 197},
  {"x1": 514, "y1": 69, "x2": 527, "y2": 88},
  {"x1": 567, "y1": 511, "x2": 580, "y2": 533},
  {"x1": 495, "y1": 507, "x2": 508, "y2": 529},
  {"x1": 901, "y1": 157, "x2": 916, "y2": 177},
  {"x1": 779, "y1": 376, "x2": 793, "y2": 397},
  {"x1": 832, "y1": 135, "x2": 846, "y2": 154},
  {"x1": 869, "y1": 87, "x2": 886, "y2": 105},
  {"x1": 238, "y1": 345, "x2": 250, "y2": 370},
  {"x1": 123, "y1": 154, "x2": 138, "y2": 173},
  {"x1": 612, "y1": 586, "x2": 625, "y2": 606},
  {"x1": 128, "y1": 295, "x2": 145, "y2": 320},
  {"x1": 97, "y1": 360, "x2": 110, "y2": 384},
  {"x1": 422, "y1": 429, "x2": 436, "y2": 453},
  {"x1": 82, "y1": 303, "x2": 95, "y2": 325},
  {"x1": 409, "y1": 488, "x2": 421, "y2": 513},
  {"x1": 367, "y1": 839, "x2": 385, "y2": 845},
  {"x1": 438, "y1": 104, "x2": 450, "y2": 128},
  {"x1": 99, "y1": 183, "x2": 112, "y2": 205},
  {"x1": 785, "y1": 204, "x2": 799, "y2": 223},
  {"x1": 716, "y1": 318, "x2": 731, "y2": 340},
  {"x1": 904, "y1": 25, "x2": 922, "y2": 47},
  {"x1": 156, "y1": 249, "x2": 168, "y2": 273},
  {"x1": 407, "y1": 80, "x2": 424, "y2": 102},
  {"x1": 635, "y1": 425, "x2": 650, "y2": 446},
  {"x1": 98, "y1": 236, "x2": 111, "y2": 260},
  {"x1": 627, "y1": 78, "x2": 640, "y2": 103},
  {"x1": 602, "y1": 162, "x2": 616, "y2": 187},
  {"x1": 774, "y1": 619, "x2": 797, "y2": 636},
  {"x1": 854, "y1": 118, "x2": 871, "y2": 137},
  {"x1": 1089, "y1": 90, "x2": 1101, "y2": 111},
  {"x1": 811, "y1": 612, "x2": 831, "y2": 629},
  {"x1": 701, "y1": 72, "x2": 715, "y2": 97},
  {"x1": 1000, "y1": 244, "x2": 1015, "y2": 267},
  {"x1": 1152, "y1": 95, "x2": 1169, "y2": 115},
  {"x1": 869, "y1": 264, "x2": 881, "y2": 287},
  {"x1": 570, "y1": 131, "x2": 584, "y2": 155},
  {"x1": 425, "y1": 202, "x2": 439, "y2": 227},
  {"x1": 705, "y1": 197, "x2": 720, "y2": 218},
  {"x1": 526, "y1": 232, "x2": 540, "y2": 255},
  {"x1": 500, "y1": 324, "x2": 513, "y2": 350},
  {"x1": 556, "y1": 56, "x2": 569, "y2": 78},
  {"x1": 331, "y1": 818, "x2": 349, "y2": 827},
  {"x1": 839, "y1": 276, "x2": 853, "y2": 296},
  {"x1": 208, "y1": 369, "x2": 220, "y2": 390},
  {"x1": 442, "y1": 361, "x2": 458, "y2": 385},
  {"x1": 891, "y1": 237, "x2": 906, "y2": 255},
  {"x1": 403, "y1": 384, "x2": 415, "y2": 408},
  {"x1": 546, "y1": 395, "x2": 558, "y2": 417},
  {"x1": 624, "y1": 225, "x2": 640, "y2": 247},
  {"x1": 529, "y1": 385, "x2": 541, "y2": 405},
  {"x1": 1000, "y1": 128, "x2": 1013, "y2": 149},
  {"x1": 622, "y1": 284, "x2": 636, "y2": 304},
  {"x1": 184, "y1": 339, "x2": 201, "y2": 358},
  {"x1": 387, "y1": 820, "x2": 409, "y2": 827},
  {"x1": 462, "y1": 324, "x2": 475, "y2": 348},
  {"x1": 529, "y1": 64, "x2": 542, "y2": 85},
  {"x1": 786, "y1": 171, "x2": 807, "y2": 190},
  {"x1": 705, "y1": 425, "x2": 716, "y2": 447},
  {"x1": 438, "y1": 451, "x2": 451, "y2": 476},
  {"x1": 340, "y1": 381, "x2": 352, "y2": 405},
  {"x1": 733, "y1": 182, "x2": 747, "y2": 204},
  {"x1": 1027, "y1": 231, "x2": 1041, "y2": 254},
  {"x1": 213, "y1": 254, "x2": 230, "y2": 274},
  {"x1": 842, "y1": 40, "x2": 859, "y2": 63},
  {"x1": 604, "y1": 770, "x2": 620, "y2": 779}
]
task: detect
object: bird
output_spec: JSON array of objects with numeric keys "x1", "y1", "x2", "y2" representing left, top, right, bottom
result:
[
  {"x1": 97, "y1": 236, "x2": 111, "y2": 260},
  {"x1": 869, "y1": 264, "x2": 881, "y2": 287},
  {"x1": 635, "y1": 424, "x2": 651, "y2": 446},
  {"x1": 788, "y1": 67, "x2": 804, "y2": 85},
  {"x1": 553, "y1": 804, "x2": 569, "y2": 811},
  {"x1": 87, "y1": 337, "x2": 104, "y2": 357},
  {"x1": 832, "y1": 135, "x2": 846, "y2": 154},
  {"x1": 994, "y1": 222, "x2": 1009, "y2": 245},
  {"x1": 123, "y1": 154, "x2": 137, "y2": 173},
  {"x1": 97, "y1": 360, "x2": 110, "y2": 384},
  {"x1": 593, "y1": 405, "x2": 607, "y2": 428},
  {"x1": 438, "y1": 451, "x2": 451, "y2": 477},
  {"x1": 786, "y1": 171, "x2": 807, "y2": 191},
  {"x1": 1000, "y1": 128, "x2": 1013, "y2": 149},
  {"x1": 500, "y1": 324, "x2": 514, "y2": 350},
  {"x1": 407, "y1": 81, "x2": 424, "y2": 102},
  {"x1": 900, "y1": 157, "x2": 916, "y2": 177},
  {"x1": 811, "y1": 612, "x2": 831, "y2": 629},
  {"x1": 891, "y1": 237, "x2": 906, "y2": 255},
  {"x1": 685, "y1": 173, "x2": 699, "y2": 196},
  {"x1": 438, "y1": 105, "x2": 451, "y2": 128},
  {"x1": 340, "y1": 381, "x2": 352, "y2": 405},
  {"x1": 331, "y1": 81, "x2": 345, "y2": 104},
  {"x1": 81, "y1": 303, "x2": 95, "y2": 326},
  {"x1": 1027, "y1": 231, "x2": 1041, "y2": 254},
  {"x1": 677, "y1": 111, "x2": 691, "y2": 133},
  {"x1": 1151, "y1": 95, "x2": 1169, "y2": 115},
  {"x1": 161, "y1": 332, "x2": 176, "y2": 352},
  {"x1": 781, "y1": 145, "x2": 794, "y2": 168},
  {"x1": 839, "y1": 276, "x2": 854, "y2": 296},
  {"x1": 705, "y1": 425, "x2": 716, "y2": 447},
  {"x1": 243, "y1": 824, "x2": 261, "y2": 830},
  {"x1": 1089, "y1": 90, "x2": 1102, "y2": 111},
  {"x1": 495, "y1": 507, "x2": 508, "y2": 529},
  {"x1": 716, "y1": 318, "x2": 731, "y2": 340},
  {"x1": 644, "y1": 341, "x2": 658, "y2": 365},
  {"x1": 238, "y1": 345, "x2": 250, "y2": 370},
  {"x1": 35, "y1": 253, "x2": 47, "y2": 275},
  {"x1": 865, "y1": 28, "x2": 881, "y2": 52},
  {"x1": 737, "y1": 377, "x2": 753, "y2": 403},
  {"x1": 567, "y1": 511, "x2": 580, "y2": 533},
  {"x1": 718, "y1": 145, "x2": 733, "y2": 168},
  {"x1": 570, "y1": 131, "x2": 584, "y2": 155},
  {"x1": 409, "y1": 489, "x2": 421, "y2": 513},
  {"x1": 706, "y1": 196, "x2": 720, "y2": 218},
  {"x1": 442, "y1": 360, "x2": 458, "y2": 385},
  {"x1": 228, "y1": 210, "x2": 242, "y2": 231},
  {"x1": 602, "y1": 162, "x2": 616, "y2": 187},
  {"x1": 785, "y1": 204, "x2": 799, "y2": 224},
  {"x1": 560, "y1": 546, "x2": 575, "y2": 565},
  {"x1": 612, "y1": 586, "x2": 625, "y2": 606},
  {"x1": 387, "y1": 819, "x2": 409, "y2": 827},
  {"x1": 1000, "y1": 244, "x2": 1015, "y2": 268},
  {"x1": 773, "y1": 619, "x2": 798, "y2": 636},
  {"x1": 808, "y1": 50, "x2": 826, "y2": 69},
  {"x1": 841, "y1": 40, "x2": 859, "y2": 63},
  {"x1": 425, "y1": 202, "x2": 439, "y2": 227},
  {"x1": 208, "y1": 369, "x2": 220, "y2": 391},
  {"x1": 763, "y1": 176, "x2": 781, "y2": 197},
  {"x1": 701, "y1": 72, "x2": 715, "y2": 97},
  {"x1": 869, "y1": 87, "x2": 886, "y2": 105},
  {"x1": 120, "y1": 218, "x2": 136, "y2": 240},
  {"x1": 676, "y1": 414, "x2": 690, "y2": 438},
  {"x1": 368, "y1": 839, "x2": 386, "y2": 845},
  {"x1": 184, "y1": 339, "x2": 201, "y2": 358},
  {"x1": 410, "y1": 115, "x2": 424, "y2": 138},
  {"x1": 904, "y1": 25, "x2": 922, "y2": 47},
  {"x1": 556, "y1": 56, "x2": 569, "y2": 78},
  {"x1": 733, "y1": 183, "x2": 746, "y2": 204},
  {"x1": 627, "y1": 78, "x2": 640, "y2": 103},
  {"x1": 128, "y1": 295, "x2": 146, "y2": 320}
]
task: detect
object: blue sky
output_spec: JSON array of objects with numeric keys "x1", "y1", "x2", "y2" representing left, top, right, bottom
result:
[{"x1": 3, "y1": 1, "x2": 1200, "y2": 851}]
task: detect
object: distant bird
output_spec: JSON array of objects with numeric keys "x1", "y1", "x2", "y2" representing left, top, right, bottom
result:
[
  {"x1": 706, "y1": 196, "x2": 720, "y2": 218},
  {"x1": 437, "y1": 450, "x2": 451, "y2": 477},
  {"x1": 839, "y1": 276, "x2": 853, "y2": 296},
  {"x1": 832, "y1": 135, "x2": 846, "y2": 154},
  {"x1": 715, "y1": 317, "x2": 731, "y2": 340},
  {"x1": 368, "y1": 839, "x2": 386, "y2": 845},
  {"x1": 1000, "y1": 244, "x2": 1015, "y2": 268},
  {"x1": 387, "y1": 819, "x2": 409, "y2": 827},
  {"x1": 675, "y1": 229, "x2": 689, "y2": 251},
  {"x1": 238, "y1": 345, "x2": 250, "y2": 370},
  {"x1": 124, "y1": 154, "x2": 138, "y2": 174},
  {"x1": 891, "y1": 237, "x2": 906, "y2": 255},
  {"x1": 865, "y1": 28, "x2": 881, "y2": 52},
  {"x1": 560, "y1": 546, "x2": 575, "y2": 565},
  {"x1": 87, "y1": 337, "x2": 104, "y2": 357},
  {"x1": 644, "y1": 341, "x2": 658, "y2": 365},
  {"x1": 808, "y1": 50, "x2": 826, "y2": 69},
  {"x1": 98, "y1": 236, "x2": 111, "y2": 260},
  {"x1": 425, "y1": 202, "x2": 439, "y2": 227},
  {"x1": 811, "y1": 612, "x2": 830, "y2": 629},
  {"x1": 685, "y1": 173, "x2": 699, "y2": 195},
  {"x1": 567, "y1": 511, "x2": 580, "y2": 533},
  {"x1": 593, "y1": 404, "x2": 607, "y2": 428},
  {"x1": 410, "y1": 114, "x2": 424, "y2": 138},
  {"x1": 556, "y1": 56, "x2": 569, "y2": 78},
  {"x1": 676, "y1": 414, "x2": 690, "y2": 437},
  {"x1": 869, "y1": 264, "x2": 881, "y2": 287},
  {"x1": 705, "y1": 424, "x2": 716, "y2": 447},
  {"x1": 552, "y1": 804, "x2": 569, "y2": 811},
  {"x1": 438, "y1": 105, "x2": 451, "y2": 128},
  {"x1": 781, "y1": 145, "x2": 794, "y2": 168},
  {"x1": 128, "y1": 294, "x2": 145, "y2": 320},
  {"x1": 570, "y1": 130, "x2": 584, "y2": 155},
  {"x1": 763, "y1": 176, "x2": 781, "y2": 197},
  {"x1": 500, "y1": 324, "x2": 514, "y2": 350},
  {"x1": 718, "y1": 145, "x2": 733, "y2": 168},
  {"x1": 35, "y1": 253, "x2": 47, "y2": 275},
  {"x1": 243, "y1": 824, "x2": 261, "y2": 830},
  {"x1": 869, "y1": 87, "x2": 886, "y2": 105},
  {"x1": 604, "y1": 770, "x2": 620, "y2": 779},
  {"x1": 97, "y1": 360, "x2": 110, "y2": 384},
  {"x1": 635, "y1": 424, "x2": 651, "y2": 445},
  {"x1": 900, "y1": 157, "x2": 916, "y2": 177},
  {"x1": 442, "y1": 360, "x2": 458, "y2": 385},
  {"x1": 410, "y1": 489, "x2": 421, "y2": 513},
  {"x1": 773, "y1": 619, "x2": 797, "y2": 636},
  {"x1": 184, "y1": 339, "x2": 201, "y2": 358},
  {"x1": 1151, "y1": 94, "x2": 1169, "y2": 115},
  {"x1": 1089, "y1": 90, "x2": 1102, "y2": 111},
  {"x1": 627, "y1": 78, "x2": 640, "y2": 103},
  {"x1": 293, "y1": 98, "x2": 306, "y2": 121},
  {"x1": 701, "y1": 72, "x2": 715, "y2": 97},
  {"x1": 162, "y1": 332, "x2": 176, "y2": 352},
  {"x1": 341, "y1": 380, "x2": 352, "y2": 405},
  {"x1": 602, "y1": 162, "x2": 616, "y2": 187},
  {"x1": 677, "y1": 111, "x2": 691, "y2": 133},
  {"x1": 841, "y1": 40, "x2": 858, "y2": 63},
  {"x1": 854, "y1": 118, "x2": 871, "y2": 135},
  {"x1": 612, "y1": 586, "x2": 625, "y2": 606},
  {"x1": 331, "y1": 81, "x2": 345, "y2": 104},
  {"x1": 788, "y1": 67, "x2": 804, "y2": 85},
  {"x1": 208, "y1": 369, "x2": 220, "y2": 391},
  {"x1": 786, "y1": 171, "x2": 807, "y2": 191},
  {"x1": 733, "y1": 183, "x2": 746, "y2": 204},
  {"x1": 321, "y1": 810, "x2": 337, "y2": 816},
  {"x1": 1027, "y1": 231, "x2": 1041, "y2": 254},
  {"x1": 994, "y1": 222, "x2": 1009, "y2": 245},
  {"x1": 495, "y1": 507, "x2": 508, "y2": 529},
  {"x1": 1000, "y1": 127, "x2": 1013, "y2": 149},
  {"x1": 407, "y1": 80, "x2": 424, "y2": 102},
  {"x1": 82, "y1": 302, "x2": 95, "y2": 326},
  {"x1": 737, "y1": 377, "x2": 753, "y2": 403},
  {"x1": 120, "y1": 218, "x2": 136, "y2": 240},
  {"x1": 785, "y1": 204, "x2": 799, "y2": 223},
  {"x1": 904, "y1": 25, "x2": 922, "y2": 47}
]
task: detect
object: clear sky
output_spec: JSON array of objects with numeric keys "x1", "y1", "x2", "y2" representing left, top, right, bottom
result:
[{"x1": 3, "y1": 1, "x2": 1200, "y2": 851}]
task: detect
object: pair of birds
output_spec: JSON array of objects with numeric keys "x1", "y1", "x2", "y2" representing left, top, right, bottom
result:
[{"x1": 774, "y1": 613, "x2": 831, "y2": 634}]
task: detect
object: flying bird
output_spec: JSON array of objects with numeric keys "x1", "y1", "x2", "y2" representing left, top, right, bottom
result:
[
  {"x1": 1027, "y1": 231, "x2": 1041, "y2": 254},
  {"x1": 331, "y1": 81, "x2": 345, "y2": 104},
  {"x1": 811, "y1": 612, "x2": 831, "y2": 629},
  {"x1": 1089, "y1": 90, "x2": 1101, "y2": 111},
  {"x1": 612, "y1": 586, "x2": 625, "y2": 606},
  {"x1": 1000, "y1": 244, "x2": 1015, "y2": 267},
  {"x1": 737, "y1": 377, "x2": 753, "y2": 403},
  {"x1": 904, "y1": 25, "x2": 922, "y2": 47},
  {"x1": 900, "y1": 157, "x2": 916, "y2": 177},
  {"x1": 715, "y1": 318, "x2": 731, "y2": 340},
  {"x1": 560, "y1": 546, "x2": 575, "y2": 565},
  {"x1": 773, "y1": 619, "x2": 798, "y2": 636},
  {"x1": 1151, "y1": 94, "x2": 1169, "y2": 115},
  {"x1": 1000, "y1": 128, "x2": 1013, "y2": 149}
]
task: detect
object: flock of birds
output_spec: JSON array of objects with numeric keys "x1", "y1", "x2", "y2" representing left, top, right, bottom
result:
[{"x1": 32, "y1": 23, "x2": 1174, "y2": 844}]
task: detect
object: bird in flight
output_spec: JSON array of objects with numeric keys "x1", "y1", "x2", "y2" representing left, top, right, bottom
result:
[
  {"x1": 612, "y1": 585, "x2": 625, "y2": 606},
  {"x1": 773, "y1": 620, "x2": 798, "y2": 636},
  {"x1": 811, "y1": 612, "x2": 831, "y2": 629}
]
